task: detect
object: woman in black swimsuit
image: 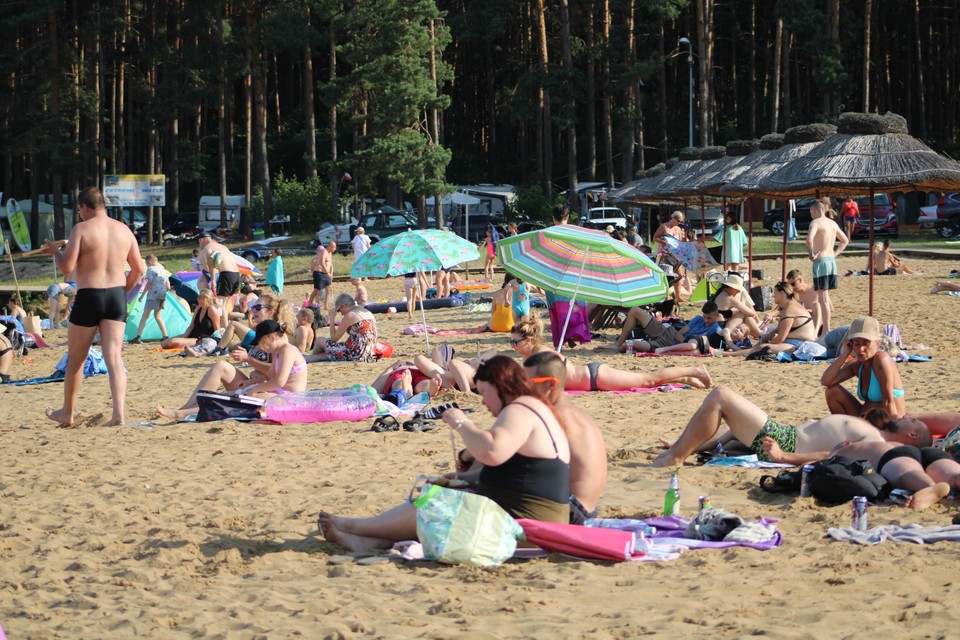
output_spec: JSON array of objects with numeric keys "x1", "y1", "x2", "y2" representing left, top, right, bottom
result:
[
  {"x1": 317, "y1": 356, "x2": 573, "y2": 552},
  {"x1": 161, "y1": 290, "x2": 221, "y2": 349}
]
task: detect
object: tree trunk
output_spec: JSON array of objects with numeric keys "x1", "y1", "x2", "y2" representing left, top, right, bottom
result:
[
  {"x1": 329, "y1": 23, "x2": 339, "y2": 222},
  {"x1": 559, "y1": 0, "x2": 578, "y2": 207},
  {"x1": 48, "y1": 6, "x2": 63, "y2": 242},
  {"x1": 782, "y1": 29, "x2": 792, "y2": 129},
  {"x1": 535, "y1": 0, "x2": 551, "y2": 198},
  {"x1": 748, "y1": 0, "x2": 756, "y2": 136},
  {"x1": 585, "y1": 4, "x2": 597, "y2": 180},
  {"x1": 771, "y1": 15, "x2": 782, "y2": 132},
  {"x1": 863, "y1": 0, "x2": 872, "y2": 111},
  {"x1": 695, "y1": 0, "x2": 715, "y2": 145},
  {"x1": 304, "y1": 43, "x2": 317, "y2": 179},
  {"x1": 913, "y1": 0, "x2": 926, "y2": 138},
  {"x1": 621, "y1": 0, "x2": 636, "y2": 179},
  {"x1": 601, "y1": 0, "x2": 613, "y2": 186},
  {"x1": 657, "y1": 25, "x2": 667, "y2": 162}
]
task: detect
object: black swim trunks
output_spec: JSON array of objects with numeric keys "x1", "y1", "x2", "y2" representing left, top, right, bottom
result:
[
  {"x1": 216, "y1": 271, "x2": 241, "y2": 297},
  {"x1": 586, "y1": 362, "x2": 602, "y2": 391},
  {"x1": 70, "y1": 287, "x2": 127, "y2": 327},
  {"x1": 569, "y1": 494, "x2": 597, "y2": 525},
  {"x1": 313, "y1": 271, "x2": 332, "y2": 290},
  {"x1": 877, "y1": 445, "x2": 950, "y2": 474}
]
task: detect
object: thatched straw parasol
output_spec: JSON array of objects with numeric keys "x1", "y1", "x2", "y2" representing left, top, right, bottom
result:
[
  {"x1": 720, "y1": 126, "x2": 834, "y2": 197},
  {"x1": 607, "y1": 163, "x2": 667, "y2": 201},
  {"x1": 757, "y1": 112, "x2": 960, "y2": 197},
  {"x1": 652, "y1": 146, "x2": 726, "y2": 200},
  {"x1": 672, "y1": 140, "x2": 759, "y2": 198},
  {"x1": 757, "y1": 112, "x2": 960, "y2": 314}
]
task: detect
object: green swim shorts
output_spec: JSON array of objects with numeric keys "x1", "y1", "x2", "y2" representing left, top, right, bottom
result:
[{"x1": 749, "y1": 417, "x2": 797, "y2": 462}]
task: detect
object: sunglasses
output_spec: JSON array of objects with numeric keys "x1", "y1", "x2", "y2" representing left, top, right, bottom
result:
[
  {"x1": 250, "y1": 304, "x2": 273, "y2": 312},
  {"x1": 529, "y1": 376, "x2": 560, "y2": 385},
  {"x1": 509, "y1": 338, "x2": 524, "y2": 346}
]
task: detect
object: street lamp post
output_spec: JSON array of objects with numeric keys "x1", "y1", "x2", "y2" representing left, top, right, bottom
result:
[{"x1": 679, "y1": 37, "x2": 693, "y2": 147}]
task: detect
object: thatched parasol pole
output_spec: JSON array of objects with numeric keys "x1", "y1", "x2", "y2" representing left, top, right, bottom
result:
[
  {"x1": 868, "y1": 188, "x2": 876, "y2": 316},
  {"x1": 780, "y1": 201, "x2": 789, "y2": 281},
  {"x1": 746, "y1": 201, "x2": 753, "y2": 279},
  {"x1": 721, "y1": 197, "x2": 728, "y2": 272}
]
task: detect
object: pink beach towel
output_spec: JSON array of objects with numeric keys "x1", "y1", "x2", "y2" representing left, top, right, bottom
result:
[
  {"x1": 565, "y1": 383, "x2": 687, "y2": 395},
  {"x1": 26, "y1": 332, "x2": 52, "y2": 348}
]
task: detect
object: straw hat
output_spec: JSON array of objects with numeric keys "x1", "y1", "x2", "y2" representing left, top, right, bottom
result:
[
  {"x1": 845, "y1": 316, "x2": 881, "y2": 342},
  {"x1": 721, "y1": 273, "x2": 747, "y2": 294}
]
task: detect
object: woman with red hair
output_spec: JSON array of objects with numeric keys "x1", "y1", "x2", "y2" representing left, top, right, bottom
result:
[{"x1": 318, "y1": 356, "x2": 571, "y2": 552}]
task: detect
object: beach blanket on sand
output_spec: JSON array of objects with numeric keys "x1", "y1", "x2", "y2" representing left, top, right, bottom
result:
[
  {"x1": 632, "y1": 351, "x2": 710, "y2": 358},
  {"x1": 704, "y1": 454, "x2": 794, "y2": 469},
  {"x1": 828, "y1": 524, "x2": 960, "y2": 545},
  {"x1": 5, "y1": 349, "x2": 109, "y2": 386},
  {"x1": 565, "y1": 383, "x2": 687, "y2": 395}
]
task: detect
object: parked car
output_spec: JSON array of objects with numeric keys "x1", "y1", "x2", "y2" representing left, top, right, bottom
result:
[
  {"x1": 314, "y1": 206, "x2": 419, "y2": 252},
  {"x1": 936, "y1": 192, "x2": 960, "y2": 219},
  {"x1": 165, "y1": 212, "x2": 203, "y2": 237},
  {"x1": 581, "y1": 206, "x2": 627, "y2": 231},
  {"x1": 763, "y1": 197, "x2": 818, "y2": 235},
  {"x1": 685, "y1": 207, "x2": 725, "y2": 238},
  {"x1": 934, "y1": 193, "x2": 960, "y2": 238},
  {"x1": 763, "y1": 194, "x2": 896, "y2": 237},
  {"x1": 918, "y1": 205, "x2": 938, "y2": 229},
  {"x1": 849, "y1": 194, "x2": 898, "y2": 238}
]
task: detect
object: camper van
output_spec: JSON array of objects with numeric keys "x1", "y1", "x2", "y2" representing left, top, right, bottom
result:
[{"x1": 198, "y1": 195, "x2": 246, "y2": 231}]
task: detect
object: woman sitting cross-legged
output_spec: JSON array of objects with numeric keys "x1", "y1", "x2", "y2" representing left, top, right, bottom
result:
[
  {"x1": 318, "y1": 356, "x2": 572, "y2": 552},
  {"x1": 156, "y1": 318, "x2": 307, "y2": 420},
  {"x1": 307, "y1": 293, "x2": 378, "y2": 362},
  {"x1": 160, "y1": 289, "x2": 221, "y2": 349}
]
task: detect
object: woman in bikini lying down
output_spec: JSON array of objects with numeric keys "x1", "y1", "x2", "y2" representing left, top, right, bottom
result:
[{"x1": 509, "y1": 315, "x2": 712, "y2": 391}]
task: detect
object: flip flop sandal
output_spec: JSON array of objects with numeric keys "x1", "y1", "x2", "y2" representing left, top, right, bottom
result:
[
  {"x1": 402, "y1": 413, "x2": 437, "y2": 432},
  {"x1": 370, "y1": 415, "x2": 399, "y2": 432}
]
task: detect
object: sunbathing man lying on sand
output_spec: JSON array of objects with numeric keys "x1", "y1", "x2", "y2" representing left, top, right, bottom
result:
[
  {"x1": 651, "y1": 385, "x2": 931, "y2": 467},
  {"x1": 370, "y1": 359, "x2": 444, "y2": 405},
  {"x1": 511, "y1": 315, "x2": 712, "y2": 390},
  {"x1": 824, "y1": 440, "x2": 954, "y2": 511}
]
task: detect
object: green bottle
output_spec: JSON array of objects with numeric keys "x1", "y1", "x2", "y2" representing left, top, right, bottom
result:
[{"x1": 663, "y1": 472, "x2": 680, "y2": 516}]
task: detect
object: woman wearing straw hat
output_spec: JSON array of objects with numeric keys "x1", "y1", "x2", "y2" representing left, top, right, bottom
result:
[
  {"x1": 821, "y1": 316, "x2": 960, "y2": 436},
  {"x1": 712, "y1": 273, "x2": 762, "y2": 342}
]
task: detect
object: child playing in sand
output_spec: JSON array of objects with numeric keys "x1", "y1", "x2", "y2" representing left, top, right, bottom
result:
[{"x1": 182, "y1": 336, "x2": 219, "y2": 357}]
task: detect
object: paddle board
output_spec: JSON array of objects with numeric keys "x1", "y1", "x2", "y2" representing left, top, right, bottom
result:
[{"x1": 5, "y1": 199, "x2": 32, "y2": 252}]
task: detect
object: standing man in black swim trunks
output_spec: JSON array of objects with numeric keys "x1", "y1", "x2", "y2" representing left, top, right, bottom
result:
[
  {"x1": 41, "y1": 186, "x2": 144, "y2": 426},
  {"x1": 197, "y1": 231, "x2": 241, "y2": 327}
]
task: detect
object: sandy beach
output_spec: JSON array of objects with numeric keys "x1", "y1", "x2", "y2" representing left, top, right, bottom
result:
[{"x1": 2, "y1": 252, "x2": 960, "y2": 639}]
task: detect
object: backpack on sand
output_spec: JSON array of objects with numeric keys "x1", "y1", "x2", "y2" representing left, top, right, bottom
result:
[{"x1": 806, "y1": 455, "x2": 889, "y2": 504}]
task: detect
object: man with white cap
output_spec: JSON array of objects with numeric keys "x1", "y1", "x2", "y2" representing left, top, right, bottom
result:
[{"x1": 351, "y1": 226, "x2": 371, "y2": 281}]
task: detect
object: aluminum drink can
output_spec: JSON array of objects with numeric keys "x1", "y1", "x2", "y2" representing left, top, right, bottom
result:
[
  {"x1": 698, "y1": 496, "x2": 711, "y2": 512},
  {"x1": 852, "y1": 496, "x2": 868, "y2": 531},
  {"x1": 800, "y1": 464, "x2": 815, "y2": 498}
]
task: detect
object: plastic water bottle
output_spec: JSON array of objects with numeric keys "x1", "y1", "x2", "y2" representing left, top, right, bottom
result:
[
  {"x1": 663, "y1": 472, "x2": 680, "y2": 516},
  {"x1": 625, "y1": 340, "x2": 635, "y2": 356}
]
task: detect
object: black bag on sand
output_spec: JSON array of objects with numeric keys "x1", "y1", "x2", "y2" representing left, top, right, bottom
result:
[
  {"x1": 196, "y1": 391, "x2": 265, "y2": 422},
  {"x1": 806, "y1": 455, "x2": 889, "y2": 504},
  {"x1": 749, "y1": 285, "x2": 774, "y2": 312},
  {"x1": 759, "y1": 469, "x2": 802, "y2": 494}
]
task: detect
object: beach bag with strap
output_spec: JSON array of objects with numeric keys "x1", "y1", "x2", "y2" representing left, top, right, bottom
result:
[
  {"x1": 195, "y1": 391, "x2": 265, "y2": 422},
  {"x1": 806, "y1": 455, "x2": 889, "y2": 504},
  {"x1": 412, "y1": 478, "x2": 522, "y2": 567}
]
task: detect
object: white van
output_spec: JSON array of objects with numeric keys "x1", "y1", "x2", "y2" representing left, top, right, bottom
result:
[
  {"x1": 582, "y1": 206, "x2": 627, "y2": 231},
  {"x1": 198, "y1": 195, "x2": 246, "y2": 231}
]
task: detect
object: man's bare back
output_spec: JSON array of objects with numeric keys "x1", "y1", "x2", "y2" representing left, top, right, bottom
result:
[
  {"x1": 63, "y1": 215, "x2": 141, "y2": 290},
  {"x1": 552, "y1": 398, "x2": 607, "y2": 513},
  {"x1": 807, "y1": 216, "x2": 846, "y2": 259}
]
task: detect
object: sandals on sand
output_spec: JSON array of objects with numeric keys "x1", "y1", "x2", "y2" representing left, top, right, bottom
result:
[
  {"x1": 402, "y1": 412, "x2": 437, "y2": 432},
  {"x1": 370, "y1": 415, "x2": 400, "y2": 432}
]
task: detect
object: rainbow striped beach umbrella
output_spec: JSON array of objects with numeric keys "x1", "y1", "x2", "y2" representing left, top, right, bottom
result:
[{"x1": 496, "y1": 225, "x2": 668, "y2": 307}]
